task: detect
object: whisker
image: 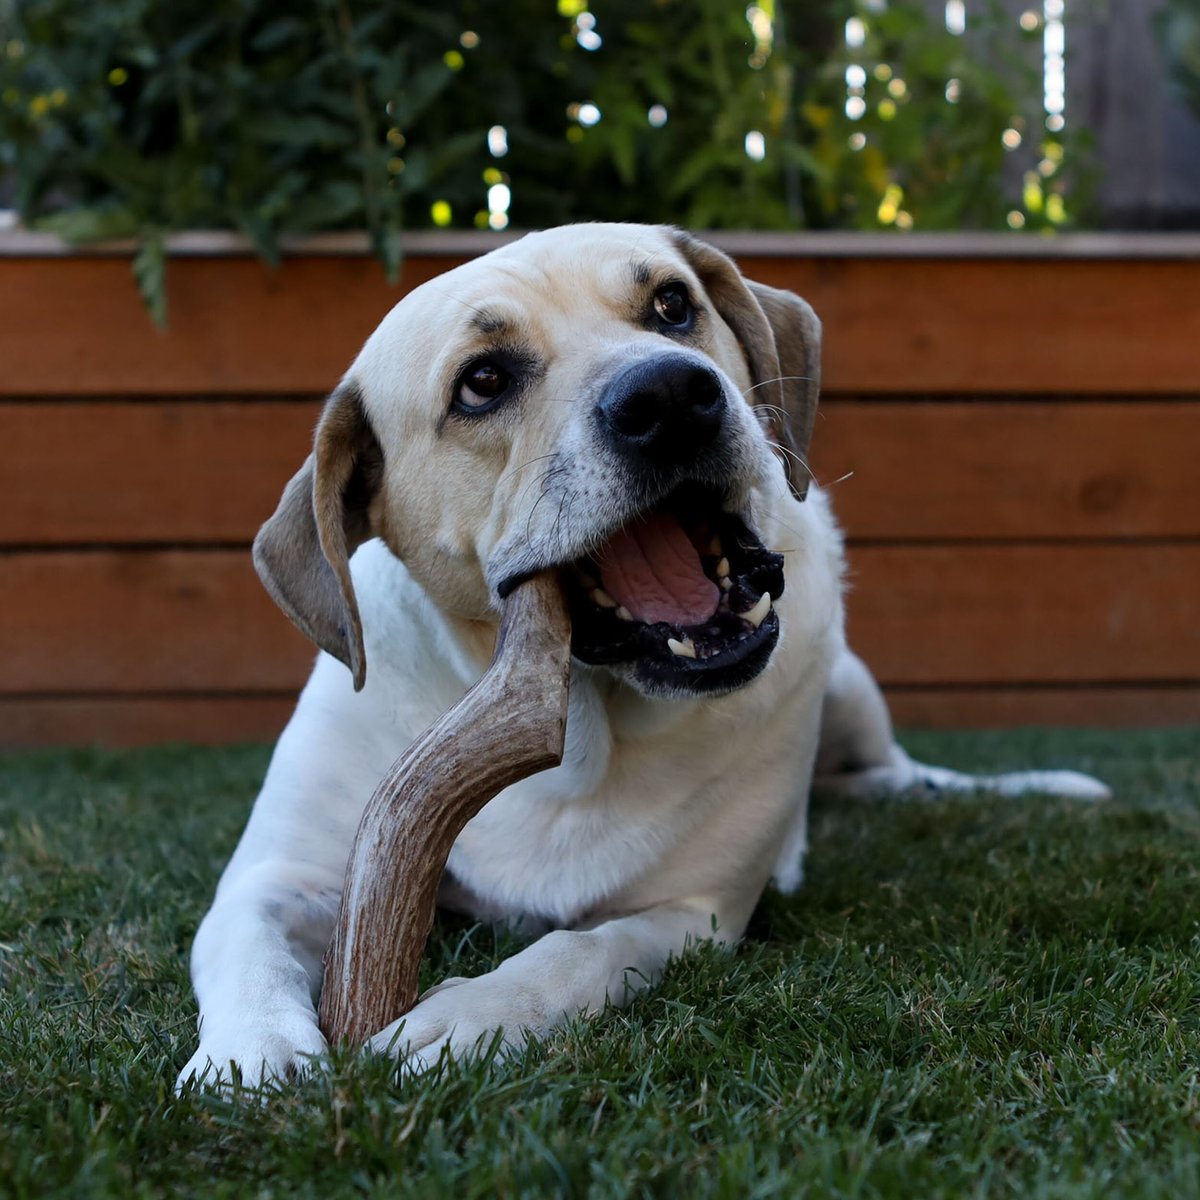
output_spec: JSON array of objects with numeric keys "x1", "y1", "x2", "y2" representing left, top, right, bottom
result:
[
  {"x1": 742, "y1": 375, "x2": 815, "y2": 397},
  {"x1": 764, "y1": 438, "x2": 816, "y2": 484},
  {"x1": 498, "y1": 452, "x2": 558, "y2": 486}
]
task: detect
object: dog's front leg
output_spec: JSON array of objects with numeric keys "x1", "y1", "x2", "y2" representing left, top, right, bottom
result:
[
  {"x1": 368, "y1": 896, "x2": 749, "y2": 1074},
  {"x1": 176, "y1": 862, "x2": 340, "y2": 1092}
]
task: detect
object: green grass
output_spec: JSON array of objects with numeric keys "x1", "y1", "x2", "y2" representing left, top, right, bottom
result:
[{"x1": 2, "y1": 730, "x2": 1199, "y2": 1198}]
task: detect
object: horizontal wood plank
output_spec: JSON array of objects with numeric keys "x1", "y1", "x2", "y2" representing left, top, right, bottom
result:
[
  {"x1": 884, "y1": 686, "x2": 1200, "y2": 729},
  {"x1": 3, "y1": 545, "x2": 1197, "y2": 694},
  {"x1": 0, "y1": 550, "x2": 315, "y2": 692},
  {"x1": 2, "y1": 685, "x2": 1195, "y2": 747},
  {"x1": 844, "y1": 543, "x2": 1200, "y2": 685},
  {"x1": 0, "y1": 400, "x2": 319, "y2": 544},
  {"x1": 0, "y1": 695, "x2": 294, "y2": 747},
  {"x1": 5, "y1": 399, "x2": 1198, "y2": 544},
  {"x1": 810, "y1": 400, "x2": 1200, "y2": 539},
  {"x1": 2, "y1": 254, "x2": 1198, "y2": 396}
]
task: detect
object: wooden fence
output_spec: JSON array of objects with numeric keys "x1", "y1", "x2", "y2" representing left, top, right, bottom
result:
[{"x1": 1, "y1": 230, "x2": 1198, "y2": 745}]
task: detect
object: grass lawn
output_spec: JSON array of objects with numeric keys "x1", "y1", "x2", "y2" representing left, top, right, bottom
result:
[{"x1": 1, "y1": 729, "x2": 1199, "y2": 1198}]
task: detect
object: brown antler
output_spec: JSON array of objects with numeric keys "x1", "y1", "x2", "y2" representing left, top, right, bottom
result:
[{"x1": 318, "y1": 571, "x2": 572, "y2": 1048}]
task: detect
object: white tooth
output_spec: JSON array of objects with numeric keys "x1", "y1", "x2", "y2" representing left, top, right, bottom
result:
[
  {"x1": 616, "y1": 606, "x2": 633, "y2": 622},
  {"x1": 716, "y1": 557, "x2": 730, "y2": 579},
  {"x1": 708, "y1": 535, "x2": 722, "y2": 556},
  {"x1": 667, "y1": 636, "x2": 697, "y2": 659},
  {"x1": 742, "y1": 592, "x2": 772, "y2": 628},
  {"x1": 720, "y1": 576, "x2": 733, "y2": 592},
  {"x1": 592, "y1": 588, "x2": 616, "y2": 608}
]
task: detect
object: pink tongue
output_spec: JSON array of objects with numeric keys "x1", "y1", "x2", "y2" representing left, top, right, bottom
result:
[{"x1": 596, "y1": 512, "x2": 719, "y2": 626}]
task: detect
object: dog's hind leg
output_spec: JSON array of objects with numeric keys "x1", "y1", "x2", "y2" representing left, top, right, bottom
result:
[{"x1": 814, "y1": 649, "x2": 1110, "y2": 801}]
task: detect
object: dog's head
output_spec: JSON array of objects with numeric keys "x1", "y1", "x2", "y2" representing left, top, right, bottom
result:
[{"x1": 254, "y1": 224, "x2": 821, "y2": 699}]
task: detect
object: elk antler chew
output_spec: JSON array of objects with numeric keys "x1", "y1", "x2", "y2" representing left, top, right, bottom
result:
[{"x1": 318, "y1": 571, "x2": 572, "y2": 1048}]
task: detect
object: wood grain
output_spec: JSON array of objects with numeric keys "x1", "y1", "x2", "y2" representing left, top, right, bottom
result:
[
  {"x1": 4, "y1": 685, "x2": 1196, "y2": 747},
  {"x1": 0, "y1": 400, "x2": 319, "y2": 544},
  {"x1": 0, "y1": 695, "x2": 294, "y2": 746},
  {"x1": 813, "y1": 400, "x2": 1200, "y2": 540},
  {"x1": 318, "y1": 572, "x2": 572, "y2": 1048},
  {"x1": 0, "y1": 550, "x2": 313, "y2": 692},
  {"x1": 4, "y1": 544, "x2": 1198, "y2": 694},
  {"x1": 884, "y1": 686, "x2": 1200, "y2": 729},
  {"x1": 3, "y1": 254, "x2": 1198, "y2": 395},
  {"x1": 6, "y1": 399, "x2": 1198, "y2": 544},
  {"x1": 844, "y1": 543, "x2": 1200, "y2": 686}
]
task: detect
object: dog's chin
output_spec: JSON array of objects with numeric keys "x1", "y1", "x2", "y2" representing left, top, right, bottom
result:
[{"x1": 559, "y1": 482, "x2": 785, "y2": 700}]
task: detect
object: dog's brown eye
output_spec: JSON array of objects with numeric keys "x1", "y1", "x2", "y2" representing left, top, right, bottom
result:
[
  {"x1": 457, "y1": 360, "x2": 511, "y2": 411},
  {"x1": 653, "y1": 285, "x2": 692, "y2": 328}
]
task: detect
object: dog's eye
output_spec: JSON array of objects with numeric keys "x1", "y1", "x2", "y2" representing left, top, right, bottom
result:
[
  {"x1": 456, "y1": 360, "x2": 511, "y2": 412},
  {"x1": 653, "y1": 284, "x2": 693, "y2": 329}
]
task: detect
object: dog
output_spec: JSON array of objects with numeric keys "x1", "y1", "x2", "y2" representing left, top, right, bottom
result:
[{"x1": 177, "y1": 224, "x2": 1107, "y2": 1090}]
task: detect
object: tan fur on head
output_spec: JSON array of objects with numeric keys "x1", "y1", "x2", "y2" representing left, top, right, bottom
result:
[{"x1": 251, "y1": 224, "x2": 822, "y2": 688}]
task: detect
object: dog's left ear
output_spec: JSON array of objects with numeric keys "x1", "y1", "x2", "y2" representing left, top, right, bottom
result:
[
  {"x1": 252, "y1": 380, "x2": 383, "y2": 691},
  {"x1": 672, "y1": 231, "x2": 821, "y2": 500}
]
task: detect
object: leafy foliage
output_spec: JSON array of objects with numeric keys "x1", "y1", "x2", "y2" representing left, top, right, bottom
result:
[
  {"x1": 1158, "y1": 0, "x2": 1200, "y2": 118},
  {"x1": 0, "y1": 0, "x2": 1091, "y2": 318}
]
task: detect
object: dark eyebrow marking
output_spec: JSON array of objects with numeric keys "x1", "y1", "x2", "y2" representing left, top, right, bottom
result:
[
  {"x1": 469, "y1": 308, "x2": 516, "y2": 338},
  {"x1": 630, "y1": 258, "x2": 655, "y2": 288}
]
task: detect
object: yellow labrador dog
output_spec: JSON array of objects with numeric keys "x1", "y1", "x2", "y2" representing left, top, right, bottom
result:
[{"x1": 178, "y1": 224, "x2": 1106, "y2": 1089}]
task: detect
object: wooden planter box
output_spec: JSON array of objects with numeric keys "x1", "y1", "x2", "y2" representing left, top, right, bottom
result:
[{"x1": 2, "y1": 229, "x2": 1198, "y2": 746}]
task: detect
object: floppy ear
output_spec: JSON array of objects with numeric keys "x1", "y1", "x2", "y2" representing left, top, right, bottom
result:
[
  {"x1": 671, "y1": 231, "x2": 821, "y2": 501},
  {"x1": 252, "y1": 381, "x2": 383, "y2": 691}
]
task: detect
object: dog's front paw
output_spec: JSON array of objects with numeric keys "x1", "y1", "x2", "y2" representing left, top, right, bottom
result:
[
  {"x1": 175, "y1": 1009, "x2": 328, "y2": 1095},
  {"x1": 367, "y1": 974, "x2": 532, "y2": 1075}
]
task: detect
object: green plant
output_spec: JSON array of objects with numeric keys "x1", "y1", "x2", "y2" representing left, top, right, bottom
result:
[
  {"x1": 0, "y1": 0, "x2": 1091, "y2": 321},
  {"x1": 1157, "y1": 0, "x2": 1200, "y2": 118}
]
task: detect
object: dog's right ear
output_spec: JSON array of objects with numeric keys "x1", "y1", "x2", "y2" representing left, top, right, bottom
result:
[{"x1": 252, "y1": 381, "x2": 383, "y2": 691}]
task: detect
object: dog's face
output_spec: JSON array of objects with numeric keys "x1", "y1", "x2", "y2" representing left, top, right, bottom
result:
[{"x1": 254, "y1": 224, "x2": 821, "y2": 699}]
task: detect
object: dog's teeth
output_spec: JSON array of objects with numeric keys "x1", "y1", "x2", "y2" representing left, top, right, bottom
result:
[
  {"x1": 716, "y1": 557, "x2": 730, "y2": 579},
  {"x1": 592, "y1": 588, "x2": 616, "y2": 609},
  {"x1": 667, "y1": 635, "x2": 697, "y2": 659},
  {"x1": 719, "y1": 576, "x2": 733, "y2": 592},
  {"x1": 742, "y1": 592, "x2": 772, "y2": 628},
  {"x1": 708, "y1": 536, "x2": 722, "y2": 556},
  {"x1": 616, "y1": 605, "x2": 633, "y2": 621}
]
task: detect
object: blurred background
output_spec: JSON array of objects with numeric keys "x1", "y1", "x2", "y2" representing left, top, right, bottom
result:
[{"x1": 1, "y1": 0, "x2": 1198, "y2": 746}]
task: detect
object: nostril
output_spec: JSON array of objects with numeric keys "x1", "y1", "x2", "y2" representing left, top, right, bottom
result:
[
  {"x1": 608, "y1": 390, "x2": 662, "y2": 439},
  {"x1": 687, "y1": 371, "x2": 724, "y2": 416}
]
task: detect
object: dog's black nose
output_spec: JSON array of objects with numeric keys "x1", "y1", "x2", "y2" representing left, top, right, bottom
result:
[{"x1": 596, "y1": 356, "x2": 726, "y2": 466}]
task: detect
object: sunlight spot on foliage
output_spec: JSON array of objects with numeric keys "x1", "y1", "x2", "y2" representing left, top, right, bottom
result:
[
  {"x1": 1007, "y1": 210, "x2": 1026, "y2": 228},
  {"x1": 430, "y1": 201, "x2": 452, "y2": 227},
  {"x1": 443, "y1": 50, "x2": 464, "y2": 71}
]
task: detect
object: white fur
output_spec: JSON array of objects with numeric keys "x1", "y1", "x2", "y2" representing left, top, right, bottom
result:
[{"x1": 176, "y1": 225, "x2": 1108, "y2": 1091}]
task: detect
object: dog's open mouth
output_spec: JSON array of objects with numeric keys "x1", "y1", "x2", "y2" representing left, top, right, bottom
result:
[{"x1": 564, "y1": 484, "x2": 785, "y2": 695}]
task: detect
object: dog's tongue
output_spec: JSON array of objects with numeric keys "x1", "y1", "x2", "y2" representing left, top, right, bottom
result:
[{"x1": 596, "y1": 512, "x2": 719, "y2": 626}]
